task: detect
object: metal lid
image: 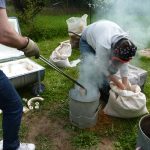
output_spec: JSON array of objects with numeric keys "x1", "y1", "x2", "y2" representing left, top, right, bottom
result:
[{"x1": 69, "y1": 88, "x2": 100, "y2": 102}]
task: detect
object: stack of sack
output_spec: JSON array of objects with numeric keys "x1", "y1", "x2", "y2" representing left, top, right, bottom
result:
[{"x1": 49, "y1": 14, "x2": 88, "y2": 68}]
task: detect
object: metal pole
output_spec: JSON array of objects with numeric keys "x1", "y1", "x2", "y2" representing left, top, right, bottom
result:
[
  {"x1": 39, "y1": 55, "x2": 87, "y2": 93},
  {"x1": 88, "y1": 1, "x2": 92, "y2": 24}
]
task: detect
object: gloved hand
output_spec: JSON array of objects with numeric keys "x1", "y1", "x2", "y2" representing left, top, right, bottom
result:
[{"x1": 19, "y1": 38, "x2": 40, "y2": 59}]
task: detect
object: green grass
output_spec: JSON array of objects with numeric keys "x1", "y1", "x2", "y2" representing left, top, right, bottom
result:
[
  {"x1": 31, "y1": 39, "x2": 150, "y2": 150},
  {"x1": 0, "y1": 10, "x2": 150, "y2": 150},
  {"x1": 20, "y1": 12, "x2": 90, "y2": 41},
  {"x1": 20, "y1": 15, "x2": 69, "y2": 41},
  {"x1": 71, "y1": 131, "x2": 100, "y2": 149}
]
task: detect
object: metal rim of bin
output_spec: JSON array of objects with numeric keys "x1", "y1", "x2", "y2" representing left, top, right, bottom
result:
[{"x1": 139, "y1": 114, "x2": 150, "y2": 140}]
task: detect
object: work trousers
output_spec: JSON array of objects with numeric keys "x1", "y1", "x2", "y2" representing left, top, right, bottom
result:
[{"x1": 0, "y1": 70, "x2": 23, "y2": 150}]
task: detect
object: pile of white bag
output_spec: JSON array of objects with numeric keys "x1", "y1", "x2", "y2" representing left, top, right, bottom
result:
[
  {"x1": 49, "y1": 14, "x2": 89, "y2": 67},
  {"x1": 49, "y1": 42, "x2": 80, "y2": 68},
  {"x1": 103, "y1": 82, "x2": 149, "y2": 118},
  {"x1": 66, "y1": 14, "x2": 88, "y2": 36}
]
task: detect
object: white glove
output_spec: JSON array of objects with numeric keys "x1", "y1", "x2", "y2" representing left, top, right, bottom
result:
[{"x1": 19, "y1": 38, "x2": 40, "y2": 59}]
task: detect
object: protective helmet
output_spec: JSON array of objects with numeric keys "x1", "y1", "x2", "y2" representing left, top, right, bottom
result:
[{"x1": 111, "y1": 38, "x2": 137, "y2": 63}]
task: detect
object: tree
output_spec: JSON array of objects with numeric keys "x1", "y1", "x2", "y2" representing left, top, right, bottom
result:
[{"x1": 13, "y1": 0, "x2": 46, "y2": 23}]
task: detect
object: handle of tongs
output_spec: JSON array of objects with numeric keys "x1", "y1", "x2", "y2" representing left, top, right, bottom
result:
[{"x1": 39, "y1": 55, "x2": 87, "y2": 93}]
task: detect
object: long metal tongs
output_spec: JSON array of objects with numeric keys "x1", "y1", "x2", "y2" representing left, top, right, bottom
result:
[{"x1": 39, "y1": 55, "x2": 87, "y2": 92}]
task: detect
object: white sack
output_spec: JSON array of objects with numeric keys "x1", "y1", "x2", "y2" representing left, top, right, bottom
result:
[
  {"x1": 49, "y1": 42, "x2": 80, "y2": 68},
  {"x1": 66, "y1": 14, "x2": 88, "y2": 35},
  {"x1": 103, "y1": 82, "x2": 149, "y2": 118}
]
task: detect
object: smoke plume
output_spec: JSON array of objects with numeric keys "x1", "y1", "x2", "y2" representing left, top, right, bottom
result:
[
  {"x1": 75, "y1": 0, "x2": 150, "y2": 98},
  {"x1": 94, "y1": 0, "x2": 150, "y2": 49}
]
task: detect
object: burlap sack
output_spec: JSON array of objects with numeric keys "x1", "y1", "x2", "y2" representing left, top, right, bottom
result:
[{"x1": 103, "y1": 82, "x2": 149, "y2": 118}]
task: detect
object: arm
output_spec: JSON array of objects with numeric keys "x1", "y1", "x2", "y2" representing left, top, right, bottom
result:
[
  {"x1": 108, "y1": 75, "x2": 125, "y2": 90},
  {"x1": 108, "y1": 63, "x2": 130, "y2": 90},
  {"x1": 122, "y1": 77, "x2": 128, "y2": 86},
  {"x1": 0, "y1": 8, "x2": 28, "y2": 49},
  {"x1": 120, "y1": 63, "x2": 130, "y2": 89},
  {"x1": 0, "y1": 8, "x2": 40, "y2": 58}
]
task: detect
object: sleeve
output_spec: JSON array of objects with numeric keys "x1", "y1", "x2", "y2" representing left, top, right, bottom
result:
[
  {"x1": 0, "y1": 0, "x2": 6, "y2": 8},
  {"x1": 119, "y1": 63, "x2": 129, "y2": 77}
]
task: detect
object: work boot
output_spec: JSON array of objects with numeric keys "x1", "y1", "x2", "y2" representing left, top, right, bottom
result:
[{"x1": 0, "y1": 140, "x2": 35, "y2": 150}]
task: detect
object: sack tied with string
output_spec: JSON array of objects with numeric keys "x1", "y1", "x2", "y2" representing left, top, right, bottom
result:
[{"x1": 103, "y1": 82, "x2": 149, "y2": 118}]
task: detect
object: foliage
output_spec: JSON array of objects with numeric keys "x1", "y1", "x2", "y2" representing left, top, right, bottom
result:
[
  {"x1": 49, "y1": 0, "x2": 89, "y2": 8},
  {"x1": 35, "y1": 135, "x2": 53, "y2": 150},
  {"x1": 114, "y1": 131, "x2": 137, "y2": 150},
  {"x1": 20, "y1": 15, "x2": 70, "y2": 41},
  {"x1": 92, "y1": 0, "x2": 113, "y2": 17},
  {"x1": 71, "y1": 131, "x2": 99, "y2": 149},
  {"x1": 20, "y1": 13, "x2": 89, "y2": 41},
  {"x1": 13, "y1": 0, "x2": 46, "y2": 23}
]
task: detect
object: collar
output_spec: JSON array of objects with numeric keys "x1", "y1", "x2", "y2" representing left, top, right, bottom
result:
[{"x1": 111, "y1": 56, "x2": 131, "y2": 63}]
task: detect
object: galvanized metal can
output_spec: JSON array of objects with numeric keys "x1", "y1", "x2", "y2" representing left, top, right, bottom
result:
[
  {"x1": 69, "y1": 88, "x2": 100, "y2": 128},
  {"x1": 136, "y1": 114, "x2": 150, "y2": 150}
]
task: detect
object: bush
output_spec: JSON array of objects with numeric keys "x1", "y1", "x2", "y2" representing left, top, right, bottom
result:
[
  {"x1": 13, "y1": 0, "x2": 46, "y2": 23},
  {"x1": 20, "y1": 15, "x2": 69, "y2": 41}
]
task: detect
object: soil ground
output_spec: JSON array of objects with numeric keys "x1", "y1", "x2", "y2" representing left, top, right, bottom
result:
[{"x1": 22, "y1": 105, "x2": 115, "y2": 150}]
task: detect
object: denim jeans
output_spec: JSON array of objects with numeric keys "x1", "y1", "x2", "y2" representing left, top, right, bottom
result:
[
  {"x1": 79, "y1": 37, "x2": 110, "y2": 103},
  {"x1": 79, "y1": 37, "x2": 95, "y2": 60},
  {"x1": 0, "y1": 70, "x2": 23, "y2": 150}
]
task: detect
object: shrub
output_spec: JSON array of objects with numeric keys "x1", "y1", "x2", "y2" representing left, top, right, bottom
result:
[
  {"x1": 20, "y1": 15, "x2": 68, "y2": 41},
  {"x1": 13, "y1": 0, "x2": 46, "y2": 23}
]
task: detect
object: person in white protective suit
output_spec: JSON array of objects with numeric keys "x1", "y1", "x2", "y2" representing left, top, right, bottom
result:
[
  {"x1": 79, "y1": 20, "x2": 137, "y2": 102},
  {"x1": 0, "y1": 0, "x2": 39, "y2": 149}
]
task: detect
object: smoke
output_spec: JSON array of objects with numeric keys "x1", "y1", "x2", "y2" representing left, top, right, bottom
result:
[
  {"x1": 77, "y1": 53, "x2": 108, "y2": 98},
  {"x1": 78, "y1": 55, "x2": 98, "y2": 96},
  {"x1": 75, "y1": 0, "x2": 150, "y2": 98},
  {"x1": 94, "y1": 0, "x2": 150, "y2": 49}
]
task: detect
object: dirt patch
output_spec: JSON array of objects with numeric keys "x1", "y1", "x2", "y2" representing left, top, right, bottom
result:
[
  {"x1": 138, "y1": 49, "x2": 150, "y2": 58},
  {"x1": 22, "y1": 114, "x2": 74, "y2": 150},
  {"x1": 88, "y1": 104, "x2": 113, "y2": 132},
  {"x1": 98, "y1": 138, "x2": 115, "y2": 150},
  {"x1": 88, "y1": 110, "x2": 115, "y2": 150},
  {"x1": 21, "y1": 101, "x2": 116, "y2": 150}
]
